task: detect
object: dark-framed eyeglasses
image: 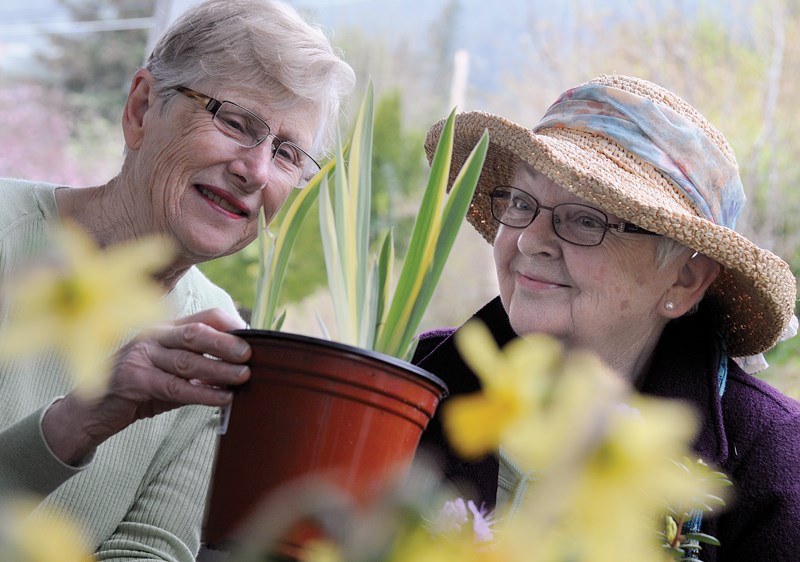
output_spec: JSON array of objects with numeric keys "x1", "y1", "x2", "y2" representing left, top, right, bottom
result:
[
  {"x1": 173, "y1": 86, "x2": 320, "y2": 188},
  {"x1": 490, "y1": 185, "x2": 659, "y2": 247}
]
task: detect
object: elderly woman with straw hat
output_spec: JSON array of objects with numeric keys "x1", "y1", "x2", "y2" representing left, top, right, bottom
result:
[{"x1": 413, "y1": 74, "x2": 800, "y2": 561}]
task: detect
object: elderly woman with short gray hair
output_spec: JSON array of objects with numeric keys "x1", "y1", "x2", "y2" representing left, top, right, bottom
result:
[{"x1": 0, "y1": 1, "x2": 354, "y2": 559}]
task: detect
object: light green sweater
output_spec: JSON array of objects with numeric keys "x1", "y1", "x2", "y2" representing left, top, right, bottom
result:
[{"x1": 0, "y1": 179, "x2": 241, "y2": 561}]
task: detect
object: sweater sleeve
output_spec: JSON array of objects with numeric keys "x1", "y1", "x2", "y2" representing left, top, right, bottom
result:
[
  {"x1": 0, "y1": 403, "x2": 87, "y2": 498},
  {"x1": 716, "y1": 411, "x2": 800, "y2": 561},
  {"x1": 93, "y1": 410, "x2": 219, "y2": 562}
]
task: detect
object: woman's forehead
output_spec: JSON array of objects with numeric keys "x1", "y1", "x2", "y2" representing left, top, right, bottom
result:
[
  {"x1": 215, "y1": 84, "x2": 319, "y2": 147},
  {"x1": 511, "y1": 161, "x2": 623, "y2": 216},
  {"x1": 512, "y1": 163, "x2": 578, "y2": 202}
]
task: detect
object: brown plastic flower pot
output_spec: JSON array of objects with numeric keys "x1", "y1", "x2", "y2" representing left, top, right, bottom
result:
[{"x1": 203, "y1": 329, "x2": 447, "y2": 553}]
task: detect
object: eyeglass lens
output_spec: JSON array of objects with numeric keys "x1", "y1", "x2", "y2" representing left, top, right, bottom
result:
[
  {"x1": 491, "y1": 186, "x2": 610, "y2": 246},
  {"x1": 208, "y1": 101, "x2": 317, "y2": 186}
]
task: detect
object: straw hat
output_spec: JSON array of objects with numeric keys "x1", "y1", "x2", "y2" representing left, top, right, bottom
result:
[{"x1": 425, "y1": 74, "x2": 796, "y2": 358}]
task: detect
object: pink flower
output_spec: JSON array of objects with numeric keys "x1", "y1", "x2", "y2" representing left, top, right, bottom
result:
[
  {"x1": 430, "y1": 498, "x2": 494, "y2": 543},
  {"x1": 467, "y1": 500, "x2": 494, "y2": 543}
]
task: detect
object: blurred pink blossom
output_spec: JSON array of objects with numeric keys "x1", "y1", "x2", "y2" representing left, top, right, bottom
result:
[{"x1": 430, "y1": 497, "x2": 494, "y2": 543}]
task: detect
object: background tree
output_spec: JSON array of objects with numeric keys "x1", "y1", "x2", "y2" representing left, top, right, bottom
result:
[{"x1": 36, "y1": 0, "x2": 154, "y2": 121}]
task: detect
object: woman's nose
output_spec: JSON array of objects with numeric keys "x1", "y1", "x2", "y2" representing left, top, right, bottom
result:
[
  {"x1": 517, "y1": 209, "x2": 561, "y2": 256},
  {"x1": 230, "y1": 142, "x2": 275, "y2": 192}
]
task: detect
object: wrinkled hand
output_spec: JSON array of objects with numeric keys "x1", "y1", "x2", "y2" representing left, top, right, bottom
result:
[{"x1": 42, "y1": 308, "x2": 251, "y2": 465}]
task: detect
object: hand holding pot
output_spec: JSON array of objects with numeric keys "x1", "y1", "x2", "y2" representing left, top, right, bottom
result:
[{"x1": 41, "y1": 308, "x2": 252, "y2": 466}]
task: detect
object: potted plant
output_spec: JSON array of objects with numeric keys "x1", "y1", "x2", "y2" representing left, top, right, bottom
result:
[{"x1": 203, "y1": 84, "x2": 489, "y2": 553}]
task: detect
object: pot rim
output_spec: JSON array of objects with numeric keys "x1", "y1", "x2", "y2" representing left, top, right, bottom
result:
[{"x1": 230, "y1": 329, "x2": 449, "y2": 397}]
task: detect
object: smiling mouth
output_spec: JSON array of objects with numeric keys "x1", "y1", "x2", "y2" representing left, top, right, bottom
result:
[
  {"x1": 196, "y1": 185, "x2": 247, "y2": 217},
  {"x1": 518, "y1": 272, "x2": 566, "y2": 289}
]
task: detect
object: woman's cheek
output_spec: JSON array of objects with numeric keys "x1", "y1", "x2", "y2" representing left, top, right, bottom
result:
[{"x1": 261, "y1": 186, "x2": 292, "y2": 224}]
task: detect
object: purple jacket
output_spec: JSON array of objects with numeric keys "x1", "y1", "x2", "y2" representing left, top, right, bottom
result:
[{"x1": 413, "y1": 297, "x2": 800, "y2": 561}]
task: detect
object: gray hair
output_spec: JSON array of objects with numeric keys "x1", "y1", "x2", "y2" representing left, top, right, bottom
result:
[
  {"x1": 656, "y1": 236, "x2": 709, "y2": 315},
  {"x1": 655, "y1": 235, "x2": 692, "y2": 270},
  {"x1": 145, "y1": 0, "x2": 355, "y2": 155}
]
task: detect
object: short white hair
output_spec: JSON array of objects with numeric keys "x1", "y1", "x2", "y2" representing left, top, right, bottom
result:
[
  {"x1": 655, "y1": 236, "x2": 692, "y2": 270},
  {"x1": 146, "y1": 0, "x2": 355, "y2": 155}
]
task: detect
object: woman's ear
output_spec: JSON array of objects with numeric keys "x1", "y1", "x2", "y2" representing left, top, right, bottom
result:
[
  {"x1": 122, "y1": 69, "x2": 155, "y2": 151},
  {"x1": 660, "y1": 252, "x2": 721, "y2": 318}
]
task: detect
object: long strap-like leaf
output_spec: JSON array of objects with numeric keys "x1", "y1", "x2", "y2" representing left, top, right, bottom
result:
[
  {"x1": 323, "y1": 83, "x2": 377, "y2": 347},
  {"x1": 394, "y1": 130, "x2": 489, "y2": 358},
  {"x1": 373, "y1": 109, "x2": 457, "y2": 354},
  {"x1": 250, "y1": 161, "x2": 329, "y2": 329},
  {"x1": 375, "y1": 110, "x2": 488, "y2": 358}
]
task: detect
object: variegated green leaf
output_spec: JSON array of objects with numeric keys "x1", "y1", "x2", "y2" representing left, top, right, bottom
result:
[
  {"x1": 375, "y1": 109, "x2": 487, "y2": 357},
  {"x1": 250, "y1": 161, "x2": 329, "y2": 330},
  {"x1": 393, "y1": 129, "x2": 489, "y2": 353},
  {"x1": 374, "y1": 108, "x2": 457, "y2": 354},
  {"x1": 375, "y1": 229, "x2": 394, "y2": 336}
]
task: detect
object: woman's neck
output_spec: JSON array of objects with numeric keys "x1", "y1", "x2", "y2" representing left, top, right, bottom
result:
[
  {"x1": 54, "y1": 179, "x2": 190, "y2": 291},
  {"x1": 55, "y1": 178, "x2": 139, "y2": 247},
  {"x1": 606, "y1": 331, "x2": 664, "y2": 389}
]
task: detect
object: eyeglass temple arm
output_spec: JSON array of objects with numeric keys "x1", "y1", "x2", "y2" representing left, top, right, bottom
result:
[
  {"x1": 609, "y1": 222, "x2": 659, "y2": 235},
  {"x1": 175, "y1": 86, "x2": 221, "y2": 113}
]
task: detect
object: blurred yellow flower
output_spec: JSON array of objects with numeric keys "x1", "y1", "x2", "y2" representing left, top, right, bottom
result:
[
  {"x1": 502, "y1": 349, "x2": 628, "y2": 473},
  {"x1": 385, "y1": 523, "x2": 500, "y2": 562},
  {"x1": 442, "y1": 320, "x2": 561, "y2": 458},
  {"x1": 439, "y1": 320, "x2": 726, "y2": 562},
  {"x1": 0, "y1": 220, "x2": 172, "y2": 397},
  {"x1": 0, "y1": 498, "x2": 92, "y2": 562},
  {"x1": 552, "y1": 397, "x2": 700, "y2": 562},
  {"x1": 302, "y1": 539, "x2": 343, "y2": 562}
]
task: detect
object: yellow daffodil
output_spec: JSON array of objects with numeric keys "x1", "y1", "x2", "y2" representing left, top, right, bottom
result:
[
  {"x1": 0, "y1": 220, "x2": 172, "y2": 397},
  {"x1": 498, "y1": 395, "x2": 706, "y2": 562},
  {"x1": 552, "y1": 397, "x2": 699, "y2": 562},
  {"x1": 0, "y1": 498, "x2": 92, "y2": 562},
  {"x1": 385, "y1": 523, "x2": 502, "y2": 562},
  {"x1": 442, "y1": 320, "x2": 561, "y2": 458},
  {"x1": 440, "y1": 320, "x2": 728, "y2": 562},
  {"x1": 502, "y1": 349, "x2": 629, "y2": 473}
]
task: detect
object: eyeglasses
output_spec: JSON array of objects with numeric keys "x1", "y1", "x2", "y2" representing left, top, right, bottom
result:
[
  {"x1": 173, "y1": 86, "x2": 320, "y2": 188},
  {"x1": 490, "y1": 186, "x2": 658, "y2": 247}
]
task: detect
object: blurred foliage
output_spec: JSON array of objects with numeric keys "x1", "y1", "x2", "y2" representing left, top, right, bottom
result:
[
  {"x1": 36, "y1": 0, "x2": 154, "y2": 121},
  {"x1": 370, "y1": 90, "x2": 429, "y2": 249},
  {"x1": 763, "y1": 341, "x2": 800, "y2": 399}
]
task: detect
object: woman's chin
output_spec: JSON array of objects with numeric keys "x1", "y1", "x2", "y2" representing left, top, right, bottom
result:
[{"x1": 508, "y1": 312, "x2": 566, "y2": 340}]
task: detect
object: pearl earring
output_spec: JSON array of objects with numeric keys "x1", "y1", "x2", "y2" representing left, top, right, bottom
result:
[{"x1": 664, "y1": 301, "x2": 675, "y2": 311}]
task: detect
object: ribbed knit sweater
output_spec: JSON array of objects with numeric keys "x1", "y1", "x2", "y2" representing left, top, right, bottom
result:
[{"x1": 0, "y1": 179, "x2": 241, "y2": 561}]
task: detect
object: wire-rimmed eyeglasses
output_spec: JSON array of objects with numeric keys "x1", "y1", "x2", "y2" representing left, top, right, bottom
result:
[
  {"x1": 490, "y1": 186, "x2": 658, "y2": 247},
  {"x1": 173, "y1": 86, "x2": 320, "y2": 188}
]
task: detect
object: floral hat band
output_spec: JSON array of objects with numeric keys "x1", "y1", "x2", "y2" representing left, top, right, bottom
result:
[{"x1": 534, "y1": 84, "x2": 744, "y2": 229}]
